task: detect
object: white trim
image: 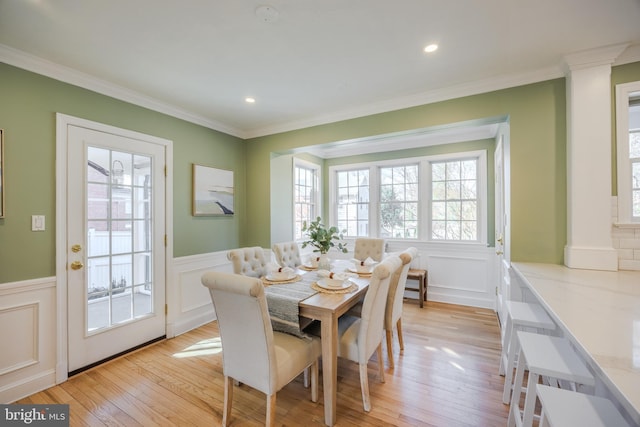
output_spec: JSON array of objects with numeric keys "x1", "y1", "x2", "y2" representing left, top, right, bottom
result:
[
  {"x1": 616, "y1": 81, "x2": 640, "y2": 224},
  {"x1": 55, "y1": 113, "x2": 173, "y2": 383}
]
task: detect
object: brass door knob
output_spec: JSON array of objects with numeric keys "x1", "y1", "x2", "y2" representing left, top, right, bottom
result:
[
  {"x1": 496, "y1": 250, "x2": 504, "y2": 255},
  {"x1": 70, "y1": 261, "x2": 84, "y2": 270}
]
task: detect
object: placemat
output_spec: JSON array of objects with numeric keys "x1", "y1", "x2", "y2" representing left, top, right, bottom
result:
[
  {"x1": 311, "y1": 281, "x2": 358, "y2": 294},
  {"x1": 262, "y1": 274, "x2": 302, "y2": 285}
]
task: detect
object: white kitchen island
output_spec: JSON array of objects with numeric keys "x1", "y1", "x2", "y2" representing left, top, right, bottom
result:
[{"x1": 510, "y1": 262, "x2": 640, "y2": 427}]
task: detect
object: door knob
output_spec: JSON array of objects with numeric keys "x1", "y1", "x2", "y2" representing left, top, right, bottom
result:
[
  {"x1": 496, "y1": 250, "x2": 504, "y2": 255},
  {"x1": 70, "y1": 261, "x2": 84, "y2": 270},
  {"x1": 497, "y1": 235, "x2": 504, "y2": 245}
]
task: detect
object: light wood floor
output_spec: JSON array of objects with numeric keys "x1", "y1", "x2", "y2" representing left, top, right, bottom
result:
[{"x1": 18, "y1": 300, "x2": 510, "y2": 426}]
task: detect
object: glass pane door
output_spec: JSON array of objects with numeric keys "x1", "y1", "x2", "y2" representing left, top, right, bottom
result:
[{"x1": 86, "y1": 147, "x2": 154, "y2": 333}]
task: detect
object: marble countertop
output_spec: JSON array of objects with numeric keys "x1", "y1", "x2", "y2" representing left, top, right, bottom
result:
[{"x1": 511, "y1": 262, "x2": 640, "y2": 424}]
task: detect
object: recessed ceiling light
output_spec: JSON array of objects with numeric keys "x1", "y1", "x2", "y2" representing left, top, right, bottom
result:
[
  {"x1": 424, "y1": 44, "x2": 438, "y2": 53},
  {"x1": 245, "y1": 97, "x2": 256, "y2": 104}
]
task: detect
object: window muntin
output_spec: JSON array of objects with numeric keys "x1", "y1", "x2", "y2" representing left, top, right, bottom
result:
[
  {"x1": 330, "y1": 150, "x2": 486, "y2": 243},
  {"x1": 379, "y1": 164, "x2": 419, "y2": 239},
  {"x1": 336, "y1": 169, "x2": 369, "y2": 237},
  {"x1": 431, "y1": 159, "x2": 478, "y2": 241},
  {"x1": 294, "y1": 164, "x2": 319, "y2": 239}
]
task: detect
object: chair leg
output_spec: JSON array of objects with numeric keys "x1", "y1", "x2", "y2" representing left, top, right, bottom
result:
[
  {"x1": 386, "y1": 329, "x2": 394, "y2": 368},
  {"x1": 266, "y1": 393, "x2": 276, "y2": 427},
  {"x1": 396, "y1": 318, "x2": 404, "y2": 352},
  {"x1": 359, "y1": 363, "x2": 371, "y2": 412},
  {"x1": 303, "y1": 368, "x2": 309, "y2": 388},
  {"x1": 223, "y1": 376, "x2": 233, "y2": 427},
  {"x1": 310, "y1": 360, "x2": 319, "y2": 403},
  {"x1": 376, "y1": 343, "x2": 385, "y2": 383}
]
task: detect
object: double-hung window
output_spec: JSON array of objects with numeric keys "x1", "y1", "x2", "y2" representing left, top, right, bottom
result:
[
  {"x1": 336, "y1": 169, "x2": 369, "y2": 236},
  {"x1": 293, "y1": 160, "x2": 320, "y2": 239},
  {"x1": 615, "y1": 82, "x2": 640, "y2": 224},
  {"x1": 430, "y1": 158, "x2": 478, "y2": 240},
  {"x1": 330, "y1": 150, "x2": 486, "y2": 243},
  {"x1": 379, "y1": 164, "x2": 419, "y2": 239}
]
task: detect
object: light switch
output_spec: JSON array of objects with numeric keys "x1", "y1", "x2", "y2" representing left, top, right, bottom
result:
[{"x1": 31, "y1": 215, "x2": 45, "y2": 231}]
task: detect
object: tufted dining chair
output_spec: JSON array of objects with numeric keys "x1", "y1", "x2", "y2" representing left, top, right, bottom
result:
[
  {"x1": 336, "y1": 255, "x2": 402, "y2": 412},
  {"x1": 353, "y1": 238, "x2": 386, "y2": 262},
  {"x1": 227, "y1": 246, "x2": 268, "y2": 278},
  {"x1": 384, "y1": 247, "x2": 417, "y2": 368},
  {"x1": 201, "y1": 271, "x2": 321, "y2": 427},
  {"x1": 272, "y1": 241, "x2": 302, "y2": 268}
]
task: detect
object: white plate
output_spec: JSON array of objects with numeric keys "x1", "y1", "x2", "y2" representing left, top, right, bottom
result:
[
  {"x1": 302, "y1": 264, "x2": 318, "y2": 270},
  {"x1": 316, "y1": 278, "x2": 352, "y2": 290},
  {"x1": 348, "y1": 266, "x2": 373, "y2": 274},
  {"x1": 265, "y1": 273, "x2": 296, "y2": 282}
]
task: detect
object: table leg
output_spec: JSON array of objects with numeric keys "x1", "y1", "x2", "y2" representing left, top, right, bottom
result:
[{"x1": 320, "y1": 313, "x2": 338, "y2": 426}]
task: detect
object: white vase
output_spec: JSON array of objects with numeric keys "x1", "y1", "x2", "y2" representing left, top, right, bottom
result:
[{"x1": 318, "y1": 253, "x2": 331, "y2": 270}]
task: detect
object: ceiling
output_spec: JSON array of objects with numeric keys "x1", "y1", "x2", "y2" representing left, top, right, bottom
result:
[{"x1": 1, "y1": 0, "x2": 640, "y2": 140}]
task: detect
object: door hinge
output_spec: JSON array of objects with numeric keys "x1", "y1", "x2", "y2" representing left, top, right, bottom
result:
[
  {"x1": 164, "y1": 165, "x2": 167, "y2": 177},
  {"x1": 165, "y1": 304, "x2": 168, "y2": 315},
  {"x1": 164, "y1": 235, "x2": 167, "y2": 247}
]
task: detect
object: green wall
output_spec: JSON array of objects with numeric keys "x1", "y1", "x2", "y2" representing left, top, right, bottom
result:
[
  {"x1": 245, "y1": 79, "x2": 568, "y2": 264},
  {"x1": 1, "y1": 60, "x2": 637, "y2": 284},
  {"x1": 0, "y1": 63, "x2": 245, "y2": 283}
]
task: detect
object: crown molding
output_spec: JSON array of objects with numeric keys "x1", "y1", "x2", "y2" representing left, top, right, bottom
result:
[
  {"x1": 563, "y1": 43, "x2": 630, "y2": 72},
  {"x1": 5, "y1": 42, "x2": 637, "y2": 141},
  {"x1": 0, "y1": 44, "x2": 244, "y2": 138},
  {"x1": 244, "y1": 64, "x2": 564, "y2": 139}
]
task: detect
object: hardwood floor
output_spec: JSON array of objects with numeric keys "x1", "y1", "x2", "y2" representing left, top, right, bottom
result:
[{"x1": 18, "y1": 301, "x2": 510, "y2": 426}]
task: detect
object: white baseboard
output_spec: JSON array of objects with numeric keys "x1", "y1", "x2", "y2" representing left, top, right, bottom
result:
[{"x1": 0, "y1": 369, "x2": 56, "y2": 404}]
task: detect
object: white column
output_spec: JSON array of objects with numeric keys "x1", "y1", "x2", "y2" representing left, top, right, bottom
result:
[{"x1": 563, "y1": 44, "x2": 627, "y2": 271}]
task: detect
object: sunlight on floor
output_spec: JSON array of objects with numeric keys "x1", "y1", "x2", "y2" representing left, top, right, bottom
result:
[
  {"x1": 424, "y1": 345, "x2": 466, "y2": 371},
  {"x1": 173, "y1": 337, "x2": 222, "y2": 358}
]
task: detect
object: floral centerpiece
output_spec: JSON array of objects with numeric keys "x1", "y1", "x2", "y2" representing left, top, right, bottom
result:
[{"x1": 301, "y1": 217, "x2": 348, "y2": 254}]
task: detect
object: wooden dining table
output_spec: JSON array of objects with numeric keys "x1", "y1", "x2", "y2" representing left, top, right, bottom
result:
[
  {"x1": 293, "y1": 262, "x2": 370, "y2": 426},
  {"x1": 299, "y1": 274, "x2": 369, "y2": 426}
]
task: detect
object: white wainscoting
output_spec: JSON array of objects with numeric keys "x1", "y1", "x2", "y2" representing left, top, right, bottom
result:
[
  {"x1": 386, "y1": 241, "x2": 498, "y2": 309},
  {"x1": 0, "y1": 277, "x2": 57, "y2": 403},
  {"x1": 169, "y1": 250, "x2": 236, "y2": 338},
  {"x1": 1, "y1": 245, "x2": 496, "y2": 403}
]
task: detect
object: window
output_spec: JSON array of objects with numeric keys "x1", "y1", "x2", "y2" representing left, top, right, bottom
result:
[
  {"x1": 293, "y1": 161, "x2": 319, "y2": 239},
  {"x1": 379, "y1": 164, "x2": 419, "y2": 238},
  {"x1": 336, "y1": 169, "x2": 369, "y2": 236},
  {"x1": 330, "y1": 150, "x2": 486, "y2": 242},
  {"x1": 630, "y1": 108, "x2": 640, "y2": 221},
  {"x1": 431, "y1": 158, "x2": 478, "y2": 240},
  {"x1": 615, "y1": 82, "x2": 640, "y2": 224}
]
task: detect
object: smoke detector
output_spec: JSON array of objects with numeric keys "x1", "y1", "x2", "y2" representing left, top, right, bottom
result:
[{"x1": 255, "y1": 5, "x2": 279, "y2": 23}]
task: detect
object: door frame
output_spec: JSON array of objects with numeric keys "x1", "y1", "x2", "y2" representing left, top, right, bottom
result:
[{"x1": 55, "y1": 113, "x2": 173, "y2": 383}]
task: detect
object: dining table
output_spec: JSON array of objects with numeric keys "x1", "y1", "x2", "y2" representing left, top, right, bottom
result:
[{"x1": 263, "y1": 259, "x2": 371, "y2": 427}]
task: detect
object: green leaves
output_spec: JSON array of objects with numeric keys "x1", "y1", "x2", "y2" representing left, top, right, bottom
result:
[{"x1": 301, "y1": 217, "x2": 348, "y2": 254}]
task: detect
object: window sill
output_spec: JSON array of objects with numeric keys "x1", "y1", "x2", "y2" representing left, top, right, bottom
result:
[{"x1": 613, "y1": 222, "x2": 640, "y2": 229}]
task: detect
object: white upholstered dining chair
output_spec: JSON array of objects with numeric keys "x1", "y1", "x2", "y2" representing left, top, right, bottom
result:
[
  {"x1": 227, "y1": 246, "x2": 267, "y2": 278},
  {"x1": 384, "y1": 247, "x2": 417, "y2": 368},
  {"x1": 336, "y1": 255, "x2": 402, "y2": 412},
  {"x1": 201, "y1": 271, "x2": 321, "y2": 427},
  {"x1": 272, "y1": 241, "x2": 302, "y2": 268},
  {"x1": 353, "y1": 237, "x2": 385, "y2": 262}
]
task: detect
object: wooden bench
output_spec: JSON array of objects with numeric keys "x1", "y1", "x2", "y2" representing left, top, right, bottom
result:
[{"x1": 405, "y1": 268, "x2": 427, "y2": 308}]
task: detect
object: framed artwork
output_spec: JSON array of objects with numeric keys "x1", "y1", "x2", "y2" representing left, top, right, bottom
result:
[
  {"x1": 0, "y1": 129, "x2": 4, "y2": 218},
  {"x1": 192, "y1": 164, "x2": 234, "y2": 216}
]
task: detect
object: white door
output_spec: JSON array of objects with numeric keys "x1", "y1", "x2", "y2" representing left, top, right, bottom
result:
[
  {"x1": 66, "y1": 124, "x2": 167, "y2": 373},
  {"x1": 494, "y1": 136, "x2": 507, "y2": 326}
]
